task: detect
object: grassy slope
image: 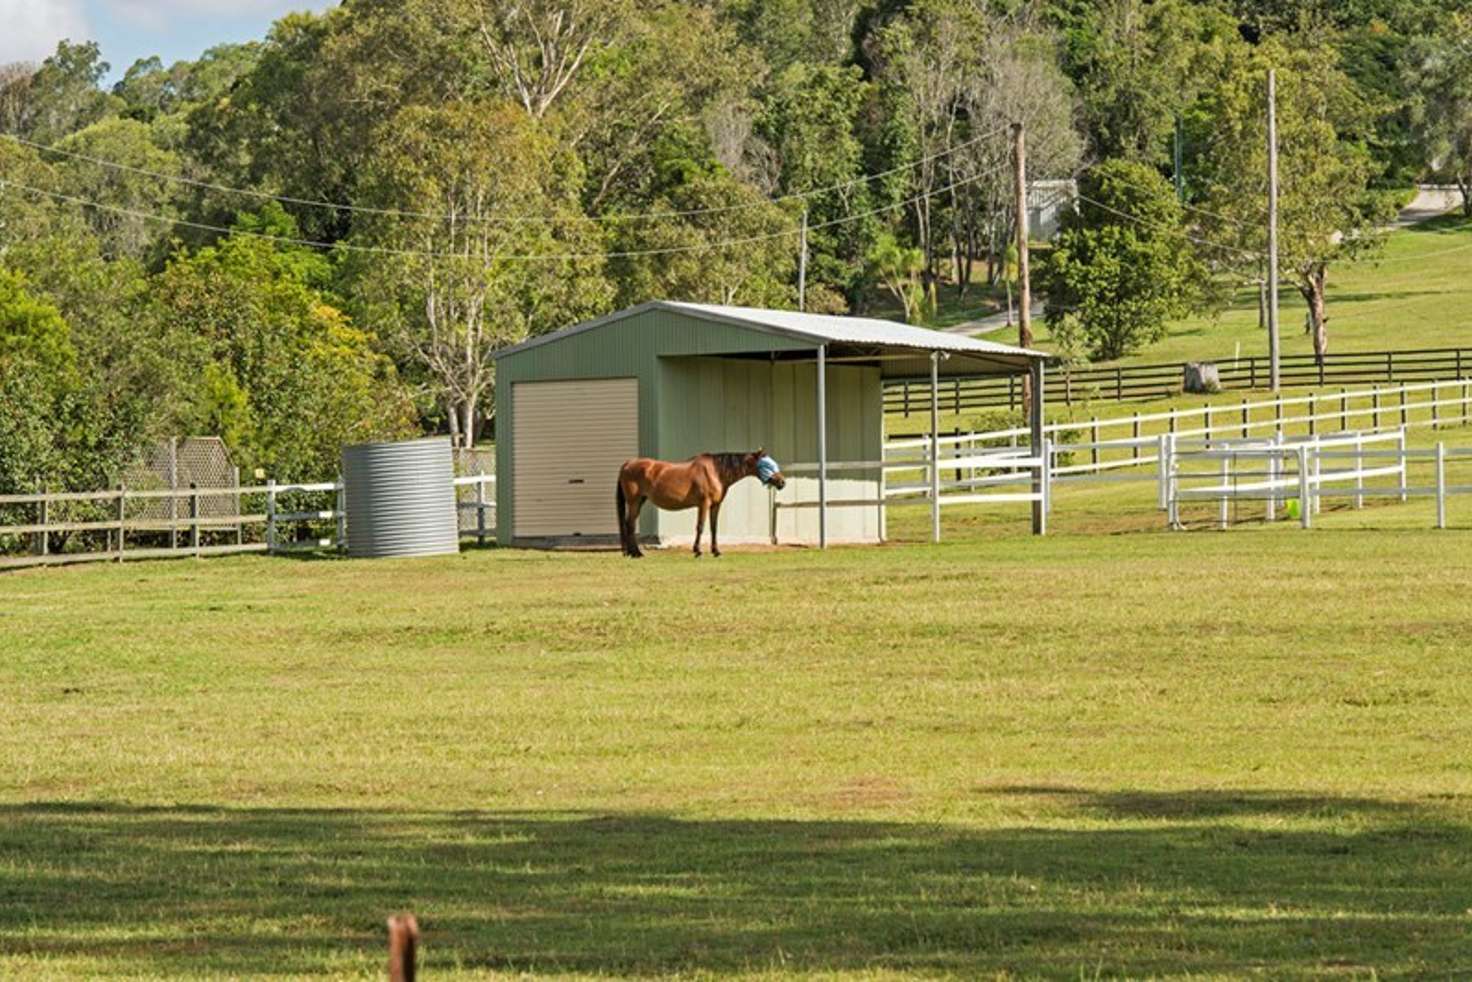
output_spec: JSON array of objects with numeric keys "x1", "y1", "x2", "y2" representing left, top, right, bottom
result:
[
  {"x1": 1028, "y1": 213, "x2": 1472, "y2": 366},
  {"x1": 6, "y1": 465, "x2": 1472, "y2": 977}
]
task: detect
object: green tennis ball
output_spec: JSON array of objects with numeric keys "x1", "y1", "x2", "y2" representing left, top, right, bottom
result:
[{"x1": 1286, "y1": 498, "x2": 1301, "y2": 520}]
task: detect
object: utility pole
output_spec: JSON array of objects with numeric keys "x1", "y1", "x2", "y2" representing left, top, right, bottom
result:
[
  {"x1": 1267, "y1": 69, "x2": 1281, "y2": 392},
  {"x1": 797, "y1": 209, "x2": 808, "y2": 312},
  {"x1": 1012, "y1": 122, "x2": 1032, "y2": 356}
]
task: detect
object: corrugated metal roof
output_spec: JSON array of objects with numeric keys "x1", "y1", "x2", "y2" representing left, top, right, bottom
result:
[
  {"x1": 494, "y1": 300, "x2": 1048, "y2": 362},
  {"x1": 664, "y1": 302, "x2": 1047, "y2": 358}
]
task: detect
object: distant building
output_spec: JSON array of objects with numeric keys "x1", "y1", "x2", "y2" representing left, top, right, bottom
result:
[{"x1": 1027, "y1": 179, "x2": 1078, "y2": 241}]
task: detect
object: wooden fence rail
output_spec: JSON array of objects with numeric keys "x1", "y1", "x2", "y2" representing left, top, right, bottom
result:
[
  {"x1": 0, "y1": 474, "x2": 496, "y2": 571},
  {"x1": 884, "y1": 346, "x2": 1472, "y2": 415}
]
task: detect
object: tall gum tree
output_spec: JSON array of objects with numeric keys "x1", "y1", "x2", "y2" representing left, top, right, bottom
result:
[
  {"x1": 1193, "y1": 37, "x2": 1392, "y2": 361},
  {"x1": 349, "y1": 102, "x2": 611, "y2": 448}
]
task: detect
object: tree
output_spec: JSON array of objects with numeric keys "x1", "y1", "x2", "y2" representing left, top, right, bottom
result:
[
  {"x1": 1192, "y1": 38, "x2": 1394, "y2": 360},
  {"x1": 756, "y1": 62, "x2": 875, "y2": 308},
  {"x1": 1042, "y1": 161, "x2": 1199, "y2": 361},
  {"x1": 867, "y1": 231, "x2": 929, "y2": 323},
  {"x1": 54, "y1": 118, "x2": 182, "y2": 262},
  {"x1": 349, "y1": 102, "x2": 611, "y2": 447},
  {"x1": 1406, "y1": 15, "x2": 1472, "y2": 217},
  {"x1": 1055, "y1": 0, "x2": 1235, "y2": 165},
  {"x1": 6, "y1": 41, "x2": 120, "y2": 143},
  {"x1": 156, "y1": 213, "x2": 417, "y2": 478}
]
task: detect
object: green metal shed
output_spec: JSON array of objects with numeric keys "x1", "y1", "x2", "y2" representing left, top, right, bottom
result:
[{"x1": 493, "y1": 301, "x2": 1048, "y2": 549}]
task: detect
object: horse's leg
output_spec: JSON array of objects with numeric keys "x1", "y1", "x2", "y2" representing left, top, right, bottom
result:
[
  {"x1": 693, "y1": 500, "x2": 708, "y2": 558},
  {"x1": 710, "y1": 501, "x2": 722, "y2": 558},
  {"x1": 627, "y1": 494, "x2": 646, "y2": 558}
]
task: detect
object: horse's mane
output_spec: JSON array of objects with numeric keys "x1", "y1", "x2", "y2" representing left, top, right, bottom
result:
[{"x1": 709, "y1": 451, "x2": 750, "y2": 484}]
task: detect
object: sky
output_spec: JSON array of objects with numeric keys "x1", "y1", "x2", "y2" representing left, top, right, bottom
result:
[{"x1": 1, "y1": 0, "x2": 337, "y2": 81}]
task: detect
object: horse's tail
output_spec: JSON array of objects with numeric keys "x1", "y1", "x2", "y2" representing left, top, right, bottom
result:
[{"x1": 615, "y1": 477, "x2": 628, "y2": 554}]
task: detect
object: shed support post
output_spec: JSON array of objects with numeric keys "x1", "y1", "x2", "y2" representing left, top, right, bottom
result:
[
  {"x1": 1030, "y1": 360, "x2": 1046, "y2": 535},
  {"x1": 817, "y1": 344, "x2": 828, "y2": 550},
  {"x1": 930, "y1": 350, "x2": 941, "y2": 544}
]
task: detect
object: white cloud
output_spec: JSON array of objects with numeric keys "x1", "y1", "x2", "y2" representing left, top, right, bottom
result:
[{"x1": 0, "y1": 0, "x2": 90, "y2": 65}]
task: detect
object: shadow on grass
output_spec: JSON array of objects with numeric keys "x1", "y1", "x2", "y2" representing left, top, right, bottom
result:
[{"x1": 3, "y1": 795, "x2": 1471, "y2": 976}]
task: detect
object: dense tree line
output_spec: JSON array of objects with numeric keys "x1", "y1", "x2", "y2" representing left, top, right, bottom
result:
[{"x1": 3, "y1": 0, "x2": 1471, "y2": 491}]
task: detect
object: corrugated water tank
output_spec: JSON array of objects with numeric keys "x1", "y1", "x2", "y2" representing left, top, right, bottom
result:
[{"x1": 342, "y1": 437, "x2": 459, "y2": 558}]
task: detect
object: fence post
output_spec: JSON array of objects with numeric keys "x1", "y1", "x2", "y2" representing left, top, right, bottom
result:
[
  {"x1": 1166, "y1": 434, "x2": 1180, "y2": 529},
  {"x1": 232, "y1": 466, "x2": 243, "y2": 546},
  {"x1": 953, "y1": 377, "x2": 961, "y2": 415},
  {"x1": 1090, "y1": 416, "x2": 1099, "y2": 469},
  {"x1": 1116, "y1": 366, "x2": 1123, "y2": 401},
  {"x1": 1353, "y1": 435, "x2": 1364, "y2": 510},
  {"x1": 1387, "y1": 350, "x2": 1394, "y2": 383},
  {"x1": 1313, "y1": 434, "x2": 1323, "y2": 515},
  {"x1": 1432, "y1": 380, "x2": 1441, "y2": 430},
  {"x1": 337, "y1": 474, "x2": 348, "y2": 552},
  {"x1": 1298, "y1": 445, "x2": 1312, "y2": 530},
  {"x1": 34, "y1": 484, "x2": 48, "y2": 557},
  {"x1": 1398, "y1": 428, "x2": 1409, "y2": 503},
  {"x1": 1340, "y1": 388, "x2": 1348, "y2": 431},
  {"x1": 1241, "y1": 398, "x2": 1249, "y2": 439},
  {"x1": 1219, "y1": 452, "x2": 1230, "y2": 530},
  {"x1": 1436, "y1": 441, "x2": 1447, "y2": 530},
  {"x1": 1157, "y1": 433, "x2": 1170, "y2": 511},
  {"x1": 189, "y1": 483, "x2": 200, "y2": 556},
  {"x1": 769, "y1": 487, "x2": 778, "y2": 546},
  {"x1": 117, "y1": 484, "x2": 127, "y2": 563},
  {"x1": 1040, "y1": 437, "x2": 1052, "y2": 533},
  {"x1": 1308, "y1": 393, "x2": 1317, "y2": 436},
  {"x1": 1372, "y1": 386, "x2": 1381, "y2": 430},
  {"x1": 1274, "y1": 394, "x2": 1283, "y2": 436},
  {"x1": 475, "y1": 473, "x2": 487, "y2": 547},
  {"x1": 1400, "y1": 386, "x2": 1408, "y2": 429},
  {"x1": 266, "y1": 479, "x2": 277, "y2": 555},
  {"x1": 1203, "y1": 402, "x2": 1212, "y2": 441},
  {"x1": 1266, "y1": 433, "x2": 1280, "y2": 523},
  {"x1": 1168, "y1": 410, "x2": 1177, "y2": 436}
]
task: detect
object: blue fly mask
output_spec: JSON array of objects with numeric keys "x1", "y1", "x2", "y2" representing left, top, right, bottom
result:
[{"x1": 756, "y1": 454, "x2": 783, "y2": 486}]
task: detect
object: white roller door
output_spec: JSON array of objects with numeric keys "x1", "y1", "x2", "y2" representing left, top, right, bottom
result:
[{"x1": 512, "y1": 377, "x2": 639, "y2": 538}]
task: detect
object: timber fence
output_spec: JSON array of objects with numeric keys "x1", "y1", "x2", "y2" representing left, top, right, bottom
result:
[
  {"x1": 0, "y1": 474, "x2": 495, "y2": 572},
  {"x1": 884, "y1": 346, "x2": 1472, "y2": 415}
]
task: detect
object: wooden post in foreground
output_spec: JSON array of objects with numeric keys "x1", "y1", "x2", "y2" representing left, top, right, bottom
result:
[{"x1": 388, "y1": 914, "x2": 419, "y2": 982}]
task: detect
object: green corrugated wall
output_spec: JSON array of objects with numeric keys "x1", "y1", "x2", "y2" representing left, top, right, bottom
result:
[{"x1": 495, "y1": 308, "x2": 881, "y2": 546}]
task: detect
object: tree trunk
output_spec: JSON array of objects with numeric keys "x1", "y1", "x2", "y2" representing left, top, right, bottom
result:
[
  {"x1": 1299, "y1": 266, "x2": 1329, "y2": 362},
  {"x1": 1459, "y1": 176, "x2": 1472, "y2": 218},
  {"x1": 462, "y1": 395, "x2": 478, "y2": 448},
  {"x1": 446, "y1": 398, "x2": 462, "y2": 447}
]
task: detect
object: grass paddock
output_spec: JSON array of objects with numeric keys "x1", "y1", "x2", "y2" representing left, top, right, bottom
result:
[{"x1": 5, "y1": 502, "x2": 1472, "y2": 977}]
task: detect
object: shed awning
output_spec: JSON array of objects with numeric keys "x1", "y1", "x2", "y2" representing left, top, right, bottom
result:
[{"x1": 494, "y1": 300, "x2": 1049, "y2": 378}]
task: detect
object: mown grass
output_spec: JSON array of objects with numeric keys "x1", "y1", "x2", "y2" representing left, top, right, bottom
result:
[
  {"x1": 5, "y1": 467, "x2": 1472, "y2": 977},
  {"x1": 1032, "y1": 212, "x2": 1472, "y2": 367}
]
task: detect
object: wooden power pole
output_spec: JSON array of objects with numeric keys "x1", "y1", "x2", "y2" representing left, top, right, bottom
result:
[
  {"x1": 1266, "y1": 69, "x2": 1281, "y2": 392},
  {"x1": 1012, "y1": 122, "x2": 1032, "y2": 362},
  {"x1": 798, "y1": 209, "x2": 808, "y2": 312}
]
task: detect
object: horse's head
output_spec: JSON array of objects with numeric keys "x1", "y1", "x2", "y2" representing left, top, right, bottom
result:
[{"x1": 751, "y1": 448, "x2": 785, "y2": 490}]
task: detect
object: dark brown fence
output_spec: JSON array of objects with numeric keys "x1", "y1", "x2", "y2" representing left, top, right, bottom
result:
[{"x1": 884, "y1": 347, "x2": 1472, "y2": 416}]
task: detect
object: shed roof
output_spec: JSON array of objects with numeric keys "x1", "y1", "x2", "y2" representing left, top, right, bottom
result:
[{"x1": 495, "y1": 300, "x2": 1047, "y2": 378}]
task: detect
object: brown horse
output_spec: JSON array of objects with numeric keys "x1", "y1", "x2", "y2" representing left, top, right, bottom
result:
[{"x1": 616, "y1": 450, "x2": 785, "y2": 558}]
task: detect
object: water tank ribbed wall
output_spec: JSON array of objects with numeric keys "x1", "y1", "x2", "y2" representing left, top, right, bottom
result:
[{"x1": 342, "y1": 437, "x2": 459, "y2": 559}]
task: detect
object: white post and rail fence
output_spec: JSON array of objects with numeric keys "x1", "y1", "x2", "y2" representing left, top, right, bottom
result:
[{"x1": 0, "y1": 475, "x2": 495, "y2": 572}]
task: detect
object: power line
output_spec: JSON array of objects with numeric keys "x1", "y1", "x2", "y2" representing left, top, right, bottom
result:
[
  {"x1": 0, "y1": 157, "x2": 1016, "y2": 262},
  {"x1": 2, "y1": 124, "x2": 1014, "y2": 227},
  {"x1": 1073, "y1": 191, "x2": 1272, "y2": 263}
]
